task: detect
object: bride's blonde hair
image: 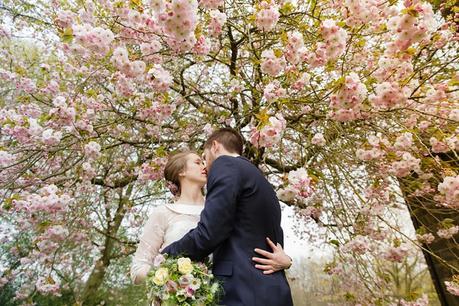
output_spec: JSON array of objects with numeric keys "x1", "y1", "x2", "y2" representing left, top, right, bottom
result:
[{"x1": 163, "y1": 151, "x2": 196, "y2": 195}]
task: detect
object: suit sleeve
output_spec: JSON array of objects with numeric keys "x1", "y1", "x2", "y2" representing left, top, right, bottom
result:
[{"x1": 161, "y1": 157, "x2": 240, "y2": 260}]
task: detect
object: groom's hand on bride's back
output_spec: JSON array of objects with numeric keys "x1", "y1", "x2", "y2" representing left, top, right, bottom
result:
[{"x1": 252, "y1": 237, "x2": 292, "y2": 275}]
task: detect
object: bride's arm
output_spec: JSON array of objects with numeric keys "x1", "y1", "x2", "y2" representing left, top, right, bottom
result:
[
  {"x1": 130, "y1": 207, "x2": 167, "y2": 284},
  {"x1": 252, "y1": 237, "x2": 293, "y2": 274}
]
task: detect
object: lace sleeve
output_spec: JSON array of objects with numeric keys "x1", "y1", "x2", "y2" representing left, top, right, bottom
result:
[{"x1": 130, "y1": 206, "x2": 168, "y2": 284}]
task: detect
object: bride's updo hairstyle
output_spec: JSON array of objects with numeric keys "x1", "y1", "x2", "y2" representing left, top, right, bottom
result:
[{"x1": 164, "y1": 151, "x2": 194, "y2": 196}]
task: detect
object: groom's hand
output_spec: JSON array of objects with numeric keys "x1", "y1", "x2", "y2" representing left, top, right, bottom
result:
[{"x1": 252, "y1": 237, "x2": 292, "y2": 274}]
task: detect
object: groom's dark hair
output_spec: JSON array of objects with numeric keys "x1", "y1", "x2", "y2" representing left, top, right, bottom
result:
[{"x1": 204, "y1": 128, "x2": 244, "y2": 155}]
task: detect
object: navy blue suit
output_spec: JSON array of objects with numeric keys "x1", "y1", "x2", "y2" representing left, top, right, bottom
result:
[{"x1": 162, "y1": 156, "x2": 293, "y2": 306}]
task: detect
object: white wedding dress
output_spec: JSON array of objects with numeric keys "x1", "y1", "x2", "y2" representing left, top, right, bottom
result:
[{"x1": 130, "y1": 203, "x2": 204, "y2": 284}]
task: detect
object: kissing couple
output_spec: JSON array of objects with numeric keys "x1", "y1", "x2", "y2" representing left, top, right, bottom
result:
[{"x1": 131, "y1": 128, "x2": 294, "y2": 306}]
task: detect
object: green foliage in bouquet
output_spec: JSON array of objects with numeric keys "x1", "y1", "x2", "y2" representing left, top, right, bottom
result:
[{"x1": 146, "y1": 254, "x2": 222, "y2": 306}]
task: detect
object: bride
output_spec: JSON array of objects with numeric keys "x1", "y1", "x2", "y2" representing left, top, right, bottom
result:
[{"x1": 131, "y1": 151, "x2": 292, "y2": 284}]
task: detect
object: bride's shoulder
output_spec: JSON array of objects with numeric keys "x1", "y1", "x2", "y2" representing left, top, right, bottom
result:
[{"x1": 147, "y1": 204, "x2": 173, "y2": 219}]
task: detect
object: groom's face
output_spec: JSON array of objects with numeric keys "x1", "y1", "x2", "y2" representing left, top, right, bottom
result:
[{"x1": 202, "y1": 144, "x2": 217, "y2": 172}]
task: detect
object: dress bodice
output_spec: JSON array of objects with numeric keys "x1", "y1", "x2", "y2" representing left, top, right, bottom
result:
[{"x1": 130, "y1": 203, "x2": 204, "y2": 284}]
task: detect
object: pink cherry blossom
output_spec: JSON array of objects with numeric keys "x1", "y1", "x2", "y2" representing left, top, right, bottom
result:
[
  {"x1": 391, "y1": 152, "x2": 421, "y2": 177},
  {"x1": 291, "y1": 73, "x2": 311, "y2": 91},
  {"x1": 140, "y1": 41, "x2": 162, "y2": 63},
  {"x1": 115, "y1": 73, "x2": 135, "y2": 97},
  {"x1": 209, "y1": 10, "x2": 227, "y2": 37},
  {"x1": 72, "y1": 24, "x2": 114, "y2": 55},
  {"x1": 36, "y1": 277, "x2": 61, "y2": 296},
  {"x1": 286, "y1": 167, "x2": 314, "y2": 199},
  {"x1": 147, "y1": 64, "x2": 173, "y2": 92},
  {"x1": 0, "y1": 150, "x2": 15, "y2": 167},
  {"x1": 430, "y1": 137, "x2": 449, "y2": 153},
  {"x1": 416, "y1": 233, "x2": 435, "y2": 244},
  {"x1": 394, "y1": 132, "x2": 413, "y2": 151},
  {"x1": 263, "y1": 81, "x2": 286, "y2": 102},
  {"x1": 199, "y1": 0, "x2": 223, "y2": 9},
  {"x1": 342, "y1": 0, "x2": 382, "y2": 27},
  {"x1": 306, "y1": 42, "x2": 328, "y2": 67},
  {"x1": 342, "y1": 235, "x2": 371, "y2": 255},
  {"x1": 437, "y1": 175, "x2": 459, "y2": 208},
  {"x1": 160, "y1": 0, "x2": 199, "y2": 51},
  {"x1": 84, "y1": 141, "x2": 101, "y2": 160},
  {"x1": 382, "y1": 245, "x2": 408, "y2": 263},
  {"x1": 55, "y1": 10, "x2": 76, "y2": 28},
  {"x1": 445, "y1": 279, "x2": 459, "y2": 296},
  {"x1": 437, "y1": 226, "x2": 459, "y2": 239},
  {"x1": 356, "y1": 148, "x2": 385, "y2": 161},
  {"x1": 398, "y1": 294, "x2": 429, "y2": 306},
  {"x1": 285, "y1": 31, "x2": 307, "y2": 65},
  {"x1": 250, "y1": 114, "x2": 286, "y2": 148},
  {"x1": 311, "y1": 133, "x2": 326, "y2": 146},
  {"x1": 369, "y1": 82, "x2": 408, "y2": 109},
  {"x1": 81, "y1": 162, "x2": 97, "y2": 180},
  {"x1": 255, "y1": 2, "x2": 280, "y2": 32},
  {"x1": 276, "y1": 186, "x2": 296, "y2": 202},
  {"x1": 329, "y1": 72, "x2": 367, "y2": 122},
  {"x1": 260, "y1": 49, "x2": 286, "y2": 77},
  {"x1": 320, "y1": 19, "x2": 348, "y2": 60},
  {"x1": 16, "y1": 78, "x2": 37, "y2": 93},
  {"x1": 193, "y1": 36, "x2": 211, "y2": 55},
  {"x1": 41, "y1": 129, "x2": 63, "y2": 146}
]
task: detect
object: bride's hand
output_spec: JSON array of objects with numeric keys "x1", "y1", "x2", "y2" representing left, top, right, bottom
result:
[{"x1": 252, "y1": 237, "x2": 292, "y2": 275}]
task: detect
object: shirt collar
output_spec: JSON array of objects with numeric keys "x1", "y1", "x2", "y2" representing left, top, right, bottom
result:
[{"x1": 165, "y1": 203, "x2": 204, "y2": 216}]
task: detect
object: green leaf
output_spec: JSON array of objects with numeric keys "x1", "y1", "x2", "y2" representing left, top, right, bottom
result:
[
  {"x1": 61, "y1": 27, "x2": 73, "y2": 43},
  {"x1": 329, "y1": 239, "x2": 340, "y2": 247}
]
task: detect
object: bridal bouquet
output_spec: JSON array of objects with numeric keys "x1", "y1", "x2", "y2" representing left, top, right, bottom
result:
[{"x1": 146, "y1": 254, "x2": 222, "y2": 306}]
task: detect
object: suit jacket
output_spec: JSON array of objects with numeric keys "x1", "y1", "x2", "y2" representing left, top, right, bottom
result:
[{"x1": 162, "y1": 155, "x2": 293, "y2": 306}]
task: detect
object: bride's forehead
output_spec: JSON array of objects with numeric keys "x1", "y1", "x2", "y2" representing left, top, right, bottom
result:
[{"x1": 186, "y1": 153, "x2": 201, "y2": 161}]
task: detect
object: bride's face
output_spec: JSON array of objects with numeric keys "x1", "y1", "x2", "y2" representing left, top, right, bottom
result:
[{"x1": 180, "y1": 153, "x2": 207, "y2": 186}]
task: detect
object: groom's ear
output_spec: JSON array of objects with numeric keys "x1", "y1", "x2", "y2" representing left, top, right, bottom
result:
[{"x1": 212, "y1": 140, "x2": 220, "y2": 152}]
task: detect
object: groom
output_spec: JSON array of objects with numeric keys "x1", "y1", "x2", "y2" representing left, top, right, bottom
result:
[{"x1": 162, "y1": 128, "x2": 293, "y2": 306}]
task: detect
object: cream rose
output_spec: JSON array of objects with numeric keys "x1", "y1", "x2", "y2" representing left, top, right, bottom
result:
[
  {"x1": 177, "y1": 257, "x2": 193, "y2": 275},
  {"x1": 153, "y1": 267, "x2": 169, "y2": 285}
]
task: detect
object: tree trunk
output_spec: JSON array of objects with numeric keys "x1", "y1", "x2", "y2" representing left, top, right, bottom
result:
[
  {"x1": 79, "y1": 185, "x2": 132, "y2": 305},
  {"x1": 399, "y1": 175, "x2": 459, "y2": 306}
]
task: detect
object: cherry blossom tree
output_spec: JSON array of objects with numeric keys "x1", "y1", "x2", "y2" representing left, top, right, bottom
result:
[{"x1": 0, "y1": 0, "x2": 458, "y2": 304}]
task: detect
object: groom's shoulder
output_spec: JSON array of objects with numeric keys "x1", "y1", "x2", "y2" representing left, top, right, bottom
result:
[{"x1": 213, "y1": 155, "x2": 250, "y2": 169}]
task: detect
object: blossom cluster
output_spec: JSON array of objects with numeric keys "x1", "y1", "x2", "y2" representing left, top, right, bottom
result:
[
  {"x1": 445, "y1": 276, "x2": 459, "y2": 297},
  {"x1": 285, "y1": 31, "x2": 307, "y2": 65},
  {"x1": 12, "y1": 184, "x2": 72, "y2": 215},
  {"x1": 199, "y1": 0, "x2": 223, "y2": 9},
  {"x1": 320, "y1": 19, "x2": 348, "y2": 61},
  {"x1": 341, "y1": 235, "x2": 371, "y2": 255},
  {"x1": 255, "y1": 1, "x2": 280, "y2": 31},
  {"x1": 160, "y1": 0, "x2": 199, "y2": 52},
  {"x1": 249, "y1": 114, "x2": 286, "y2": 148},
  {"x1": 437, "y1": 226, "x2": 459, "y2": 240},
  {"x1": 369, "y1": 82, "x2": 408, "y2": 109},
  {"x1": 147, "y1": 64, "x2": 174, "y2": 93},
  {"x1": 437, "y1": 175, "x2": 459, "y2": 208},
  {"x1": 390, "y1": 152, "x2": 421, "y2": 177},
  {"x1": 386, "y1": 1, "x2": 436, "y2": 52},
  {"x1": 112, "y1": 46, "x2": 146, "y2": 78},
  {"x1": 328, "y1": 73, "x2": 367, "y2": 122},
  {"x1": 209, "y1": 10, "x2": 227, "y2": 37},
  {"x1": 263, "y1": 81, "x2": 286, "y2": 102},
  {"x1": 277, "y1": 168, "x2": 314, "y2": 202},
  {"x1": 260, "y1": 49, "x2": 286, "y2": 77},
  {"x1": 73, "y1": 24, "x2": 114, "y2": 55}
]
